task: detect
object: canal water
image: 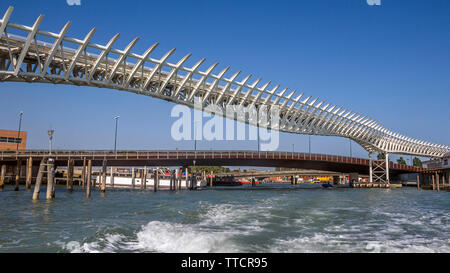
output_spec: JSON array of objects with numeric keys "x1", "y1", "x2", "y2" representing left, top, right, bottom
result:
[{"x1": 0, "y1": 184, "x2": 449, "y2": 253}]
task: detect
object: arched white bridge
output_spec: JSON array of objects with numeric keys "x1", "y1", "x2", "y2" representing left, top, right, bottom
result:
[{"x1": 0, "y1": 6, "x2": 448, "y2": 182}]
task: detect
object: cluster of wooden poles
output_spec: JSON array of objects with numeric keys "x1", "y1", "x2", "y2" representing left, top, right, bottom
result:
[
  {"x1": 429, "y1": 172, "x2": 447, "y2": 192},
  {"x1": 0, "y1": 157, "x2": 216, "y2": 200}
]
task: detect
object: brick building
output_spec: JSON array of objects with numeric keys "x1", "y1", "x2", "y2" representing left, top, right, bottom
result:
[{"x1": 0, "y1": 129, "x2": 27, "y2": 151}]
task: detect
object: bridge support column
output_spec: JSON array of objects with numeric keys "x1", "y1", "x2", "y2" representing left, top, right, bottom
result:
[
  {"x1": 14, "y1": 159, "x2": 22, "y2": 191},
  {"x1": 32, "y1": 158, "x2": 46, "y2": 200},
  {"x1": 46, "y1": 158, "x2": 55, "y2": 200},
  {"x1": 131, "y1": 167, "x2": 135, "y2": 189},
  {"x1": 26, "y1": 157, "x2": 33, "y2": 191},
  {"x1": 0, "y1": 165, "x2": 5, "y2": 190},
  {"x1": 86, "y1": 160, "x2": 92, "y2": 198},
  {"x1": 369, "y1": 152, "x2": 373, "y2": 183}
]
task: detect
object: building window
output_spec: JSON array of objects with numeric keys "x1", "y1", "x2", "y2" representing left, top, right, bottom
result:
[{"x1": 0, "y1": 137, "x2": 22, "y2": 144}]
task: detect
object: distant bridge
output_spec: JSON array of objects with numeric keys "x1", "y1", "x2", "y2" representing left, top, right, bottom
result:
[
  {"x1": 0, "y1": 150, "x2": 422, "y2": 176},
  {"x1": 0, "y1": 6, "x2": 448, "y2": 183}
]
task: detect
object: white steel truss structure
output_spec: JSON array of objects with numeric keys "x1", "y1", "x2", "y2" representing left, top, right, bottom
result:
[{"x1": 0, "y1": 6, "x2": 449, "y2": 159}]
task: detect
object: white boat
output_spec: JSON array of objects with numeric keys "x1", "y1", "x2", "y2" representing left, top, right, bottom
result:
[{"x1": 95, "y1": 174, "x2": 207, "y2": 188}]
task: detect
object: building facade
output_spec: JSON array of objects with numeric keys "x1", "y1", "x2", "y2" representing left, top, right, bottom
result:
[{"x1": 0, "y1": 129, "x2": 27, "y2": 151}]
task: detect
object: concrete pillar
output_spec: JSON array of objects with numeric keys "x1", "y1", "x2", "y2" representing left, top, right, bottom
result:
[
  {"x1": 14, "y1": 160, "x2": 22, "y2": 191},
  {"x1": 0, "y1": 165, "x2": 5, "y2": 190},
  {"x1": 369, "y1": 152, "x2": 373, "y2": 183},
  {"x1": 32, "y1": 158, "x2": 46, "y2": 200},
  {"x1": 26, "y1": 157, "x2": 33, "y2": 190},
  {"x1": 86, "y1": 160, "x2": 92, "y2": 198},
  {"x1": 131, "y1": 167, "x2": 135, "y2": 189},
  {"x1": 385, "y1": 153, "x2": 390, "y2": 184},
  {"x1": 46, "y1": 158, "x2": 55, "y2": 200}
]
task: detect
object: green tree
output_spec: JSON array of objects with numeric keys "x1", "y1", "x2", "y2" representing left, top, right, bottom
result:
[
  {"x1": 413, "y1": 157, "x2": 423, "y2": 167},
  {"x1": 377, "y1": 153, "x2": 385, "y2": 160},
  {"x1": 397, "y1": 157, "x2": 407, "y2": 165},
  {"x1": 189, "y1": 166, "x2": 228, "y2": 174}
]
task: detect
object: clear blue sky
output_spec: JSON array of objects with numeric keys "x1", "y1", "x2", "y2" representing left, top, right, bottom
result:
[{"x1": 1, "y1": 0, "x2": 449, "y2": 163}]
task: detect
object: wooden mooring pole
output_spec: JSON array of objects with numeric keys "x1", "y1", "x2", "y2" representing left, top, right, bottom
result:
[
  {"x1": 432, "y1": 174, "x2": 436, "y2": 191},
  {"x1": 101, "y1": 160, "x2": 107, "y2": 193},
  {"x1": 81, "y1": 157, "x2": 86, "y2": 189},
  {"x1": 153, "y1": 169, "x2": 158, "y2": 192},
  {"x1": 32, "y1": 158, "x2": 46, "y2": 200},
  {"x1": 131, "y1": 167, "x2": 135, "y2": 189},
  {"x1": 178, "y1": 169, "x2": 182, "y2": 190},
  {"x1": 142, "y1": 167, "x2": 147, "y2": 190},
  {"x1": 436, "y1": 173, "x2": 440, "y2": 192},
  {"x1": 14, "y1": 159, "x2": 22, "y2": 191},
  {"x1": 111, "y1": 166, "x2": 115, "y2": 188},
  {"x1": 26, "y1": 157, "x2": 32, "y2": 191},
  {"x1": 0, "y1": 165, "x2": 6, "y2": 190},
  {"x1": 67, "y1": 159, "x2": 74, "y2": 192},
  {"x1": 46, "y1": 158, "x2": 55, "y2": 200},
  {"x1": 86, "y1": 160, "x2": 92, "y2": 198},
  {"x1": 416, "y1": 175, "x2": 420, "y2": 190},
  {"x1": 210, "y1": 171, "x2": 213, "y2": 188}
]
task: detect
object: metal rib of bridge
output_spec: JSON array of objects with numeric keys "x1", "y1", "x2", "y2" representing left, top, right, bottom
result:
[{"x1": 0, "y1": 6, "x2": 449, "y2": 159}]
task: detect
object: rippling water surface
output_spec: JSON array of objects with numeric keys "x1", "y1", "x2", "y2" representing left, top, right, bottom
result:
[{"x1": 0, "y1": 184, "x2": 449, "y2": 253}]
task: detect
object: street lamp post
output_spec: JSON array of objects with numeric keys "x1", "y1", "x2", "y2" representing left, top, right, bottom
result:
[
  {"x1": 48, "y1": 129, "x2": 54, "y2": 155},
  {"x1": 113, "y1": 116, "x2": 120, "y2": 153},
  {"x1": 194, "y1": 121, "x2": 199, "y2": 151},
  {"x1": 16, "y1": 111, "x2": 23, "y2": 154},
  {"x1": 349, "y1": 139, "x2": 352, "y2": 157},
  {"x1": 308, "y1": 135, "x2": 311, "y2": 154}
]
